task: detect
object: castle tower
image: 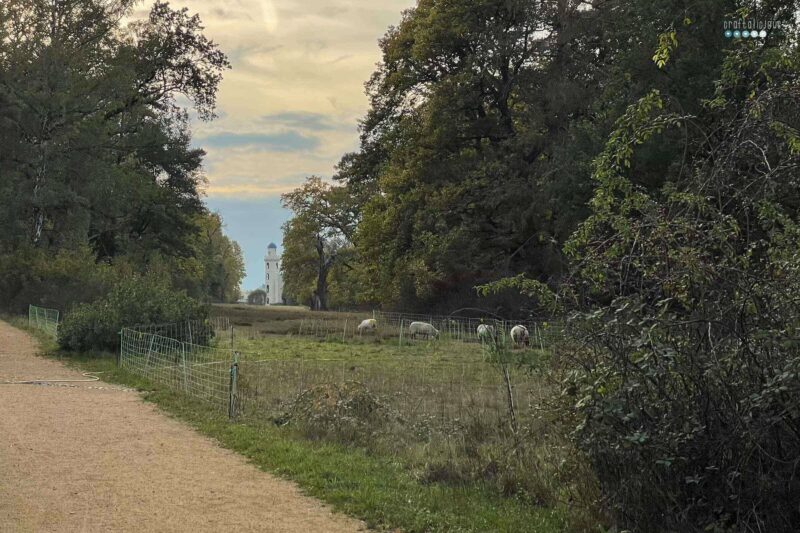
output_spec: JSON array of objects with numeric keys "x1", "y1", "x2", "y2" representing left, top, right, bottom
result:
[{"x1": 264, "y1": 242, "x2": 283, "y2": 305}]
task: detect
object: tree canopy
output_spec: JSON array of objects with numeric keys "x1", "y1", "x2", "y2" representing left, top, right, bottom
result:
[
  {"x1": 280, "y1": 177, "x2": 357, "y2": 310},
  {"x1": 0, "y1": 0, "x2": 243, "y2": 311},
  {"x1": 274, "y1": 0, "x2": 750, "y2": 314}
]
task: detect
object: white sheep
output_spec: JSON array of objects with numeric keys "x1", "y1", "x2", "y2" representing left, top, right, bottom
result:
[
  {"x1": 510, "y1": 325, "x2": 530, "y2": 347},
  {"x1": 408, "y1": 321, "x2": 439, "y2": 339},
  {"x1": 476, "y1": 324, "x2": 495, "y2": 341},
  {"x1": 357, "y1": 318, "x2": 377, "y2": 334}
]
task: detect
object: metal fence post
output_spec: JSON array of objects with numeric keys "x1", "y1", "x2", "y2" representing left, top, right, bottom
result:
[
  {"x1": 181, "y1": 342, "x2": 189, "y2": 392},
  {"x1": 145, "y1": 334, "x2": 156, "y2": 368},
  {"x1": 228, "y1": 351, "x2": 239, "y2": 419},
  {"x1": 117, "y1": 330, "x2": 122, "y2": 367}
]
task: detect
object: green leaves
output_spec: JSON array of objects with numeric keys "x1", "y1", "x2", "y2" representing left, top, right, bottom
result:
[
  {"x1": 653, "y1": 30, "x2": 678, "y2": 69},
  {"x1": 57, "y1": 274, "x2": 206, "y2": 352},
  {"x1": 475, "y1": 274, "x2": 561, "y2": 314},
  {"x1": 281, "y1": 177, "x2": 359, "y2": 309},
  {"x1": 0, "y1": 0, "x2": 240, "y2": 310},
  {"x1": 561, "y1": 30, "x2": 800, "y2": 532}
]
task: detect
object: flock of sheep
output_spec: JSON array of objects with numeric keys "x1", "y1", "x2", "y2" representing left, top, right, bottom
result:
[{"x1": 356, "y1": 318, "x2": 531, "y2": 347}]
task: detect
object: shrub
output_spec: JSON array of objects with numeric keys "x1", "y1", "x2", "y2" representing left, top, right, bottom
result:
[
  {"x1": 276, "y1": 381, "x2": 395, "y2": 445},
  {"x1": 58, "y1": 276, "x2": 207, "y2": 352},
  {"x1": 0, "y1": 246, "x2": 117, "y2": 314},
  {"x1": 561, "y1": 54, "x2": 800, "y2": 532},
  {"x1": 247, "y1": 289, "x2": 266, "y2": 305}
]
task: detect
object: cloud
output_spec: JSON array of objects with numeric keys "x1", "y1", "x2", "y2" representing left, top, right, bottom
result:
[
  {"x1": 258, "y1": 111, "x2": 348, "y2": 131},
  {"x1": 132, "y1": 0, "x2": 414, "y2": 287},
  {"x1": 196, "y1": 131, "x2": 321, "y2": 152}
]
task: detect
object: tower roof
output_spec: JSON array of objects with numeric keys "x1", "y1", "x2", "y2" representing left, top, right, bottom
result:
[{"x1": 267, "y1": 242, "x2": 277, "y2": 249}]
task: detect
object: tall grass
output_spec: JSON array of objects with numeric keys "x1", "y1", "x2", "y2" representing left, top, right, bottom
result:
[{"x1": 218, "y1": 331, "x2": 605, "y2": 530}]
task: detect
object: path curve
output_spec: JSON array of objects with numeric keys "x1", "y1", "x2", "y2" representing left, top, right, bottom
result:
[{"x1": 0, "y1": 320, "x2": 365, "y2": 532}]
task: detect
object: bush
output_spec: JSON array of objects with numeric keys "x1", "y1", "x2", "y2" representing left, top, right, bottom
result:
[
  {"x1": 276, "y1": 381, "x2": 395, "y2": 445},
  {"x1": 561, "y1": 55, "x2": 800, "y2": 532},
  {"x1": 247, "y1": 289, "x2": 266, "y2": 305},
  {"x1": 58, "y1": 276, "x2": 207, "y2": 352},
  {"x1": 0, "y1": 246, "x2": 117, "y2": 315}
]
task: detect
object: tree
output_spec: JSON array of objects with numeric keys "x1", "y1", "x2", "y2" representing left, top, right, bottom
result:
[
  {"x1": 335, "y1": 0, "x2": 736, "y2": 311},
  {"x1": 281, "y1": 177, "x2": 357, "y2": 310},
  {"x1": 192, "y1": 212, "x2": 245, "y2": 303},
  {"x1": 0, "y1": 0, "x2": 234, "y2": 310},
  {"x1": 0, "y1": 0, "x2": 228, "y2": 256},
  {"x1": 247, "y1": 289, "x2": 266, "y2": 306}
]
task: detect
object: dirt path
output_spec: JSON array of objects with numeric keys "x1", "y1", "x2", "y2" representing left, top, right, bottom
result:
[{"x1": 0, "y1": 320, "x2": 366, "y2": 533}]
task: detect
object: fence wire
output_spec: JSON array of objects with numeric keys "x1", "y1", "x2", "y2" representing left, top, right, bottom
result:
[
  {"x1": 290, "y1": 312, "x2": 564, "y2": 348},
  {"x1": 28, "y1": 304, "x2": 60, "y2": 337},
  {"x1": 128, "y1": 316, "x2": 230, "y2": 345},
  {"x1": 118, "y1": 318, "x2": 546, "y2": 439},
  {"x1": 119, "y1": 328, "x2": 233, "y2": 410},
  {"x1": 235, "y1": 357, "x2": 539, "y2": 431},
  {"x1": 372, "y1": 310, "x2": 564, "y2": 348}
]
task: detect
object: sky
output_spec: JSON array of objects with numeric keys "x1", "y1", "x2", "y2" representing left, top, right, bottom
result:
[{"x1": 132, "y1": 0, "x2": 414, "y2": 290}]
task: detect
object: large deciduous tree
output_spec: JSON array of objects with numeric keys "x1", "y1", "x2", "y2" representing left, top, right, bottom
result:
[
  {"x1": 0, "y1": 0, "x2": 242, "y2": 309},
  {"x1": 334, "y1": 0, "x2": 735, "y2": 312},
  {"x1": 280, "y1": 177, "x2": 357, "y2": 310}
]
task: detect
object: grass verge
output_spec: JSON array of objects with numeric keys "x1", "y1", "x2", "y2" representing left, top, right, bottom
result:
[{"x1": 8, "y1": 317, "x2": 575, "y2": 533}]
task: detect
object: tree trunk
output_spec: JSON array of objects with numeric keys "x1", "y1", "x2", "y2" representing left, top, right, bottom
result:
[{"x1": 314, "y1": 234, "x2": 330, "y2": 311}]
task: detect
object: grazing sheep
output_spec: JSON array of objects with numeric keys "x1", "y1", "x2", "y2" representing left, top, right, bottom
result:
[
  {"x1": 476, "y1": 324, "x2": 495, "y2": 341},
  {"x1": 357, "y1": 318, "x2": 377, "y2": 334},
  {"x1": 408, "y1": 321, "x2": 439, "y2": 339},
  {"x1": 510, "y1": 325, "x2": 530, "y2": 347}
]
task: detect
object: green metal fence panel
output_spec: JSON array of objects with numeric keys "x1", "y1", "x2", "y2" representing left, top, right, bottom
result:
[
  {"x1": 119, "y1": 328, "x2": 233, "y2": 411},
  {"x1": 28, "y1": 304, "x2": 60, "y2": 338}
]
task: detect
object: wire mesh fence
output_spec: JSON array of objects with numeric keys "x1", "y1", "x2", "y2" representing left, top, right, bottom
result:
[
  {"x1": 28, "y1": 304, "x2": 60, "y2": 337},
  {"x1": 128, "y1": 316, "x2": 231, "y2": 346},
  {"x1": 211, "y1": 310, "x2": 563, "y2": 351},
  {"x1": 371, "y1": 310, "x2": 564, "y2": 348},
  {"x1": 119, "y1": 327, "x2": 233, "y2": 410},
  {"x1": 235, "y1": 357, "x2": 539, "y2": 431},
  {"x1": 118, "y1": 318, "x2": 544, "y2": 438}
]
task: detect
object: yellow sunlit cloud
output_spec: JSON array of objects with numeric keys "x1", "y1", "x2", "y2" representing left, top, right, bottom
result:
[{"x1": 138, "y1": 0, "x2": 414, "y2": 198}]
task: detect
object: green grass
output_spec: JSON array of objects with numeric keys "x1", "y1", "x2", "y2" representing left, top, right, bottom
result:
[
  {"x1": 229, "y1": 334, "x2": 487, "y2": 361},
  {"x1": 7, "y1": 317, "x2": 578, "y2": 532},
  {"x1": 220, "y1": 325, "x2": 549, "y2": 366}
]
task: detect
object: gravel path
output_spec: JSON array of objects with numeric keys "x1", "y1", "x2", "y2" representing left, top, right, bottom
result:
[{"x1": 0, "y1": 320, "x2": 365, "y2": 532}]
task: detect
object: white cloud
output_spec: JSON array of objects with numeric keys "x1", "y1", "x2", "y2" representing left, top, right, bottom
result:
[{"x1": 137, "y1": 0, "x2": 413, "y2": 197}]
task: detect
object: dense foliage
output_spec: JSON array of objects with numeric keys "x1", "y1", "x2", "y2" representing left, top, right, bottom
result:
[
  {"x1": 0, "y1": 0, "x2": 243, "y2": 316},
  {"x1": 58, "y1": 275, "x2": 207, "y2": 351},
  {"x1": 306, "y1": 0, "x2": 734, "y2": 312},
  {"x1": 247, "y1": 289, "x2": 266, "y2": 306},
  {"x1": 560, "y1": 37, "x2": 800, "y2": 530},
  {"x1": 280, "y1": 177, "x2": 358, "y2": 310}
]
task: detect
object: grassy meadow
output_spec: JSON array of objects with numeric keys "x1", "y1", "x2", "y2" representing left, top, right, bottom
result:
[
  {"x1": 203, "y1": 305, "x2": 605, "y2": 531},
  {"x1": 10, "y1": 315, "x2": 604, "y2": 532}
]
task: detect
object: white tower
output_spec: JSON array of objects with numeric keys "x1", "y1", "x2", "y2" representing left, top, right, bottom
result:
[{"x1": 264, "y1": 242, "x2": 283, "y2": 305}]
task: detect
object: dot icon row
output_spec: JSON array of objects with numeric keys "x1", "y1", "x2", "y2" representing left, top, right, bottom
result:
[{"x1": 725, "y1": 29, "x2": 768, "y2": 38}]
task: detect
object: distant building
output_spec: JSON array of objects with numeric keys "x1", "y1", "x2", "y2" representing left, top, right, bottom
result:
[{"x1": 264, "y1": 242, "x2": 283, "y2": 305}]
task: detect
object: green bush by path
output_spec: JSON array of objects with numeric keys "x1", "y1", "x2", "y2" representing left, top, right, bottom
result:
[
  {"x1": 58, "y1": 276, "x2": 207, "y2": 352},
  {"x1": 0, "y1": 246, "x2": 118, "y2": 315}
]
